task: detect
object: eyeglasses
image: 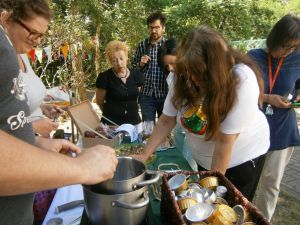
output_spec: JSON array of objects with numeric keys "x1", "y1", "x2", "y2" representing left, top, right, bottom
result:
[
  {"x1": 15, "y1": 19, "x2": 45, "y2": 40},
  {"x1": 149, "y1": 26, "x2": 162, "y2": 31}
]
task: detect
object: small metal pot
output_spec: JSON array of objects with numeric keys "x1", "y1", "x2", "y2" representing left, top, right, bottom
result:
[
  {"x1": 92, "y1": 156, "x2": 159, "y2": 194},
  {"x1": 83, "y1": 185, "x2": 149, "y2": 225}
]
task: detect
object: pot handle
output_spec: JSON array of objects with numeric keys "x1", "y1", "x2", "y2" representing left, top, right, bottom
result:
[
  {"x1": 111, "y1": 192, "x2": 149, "y2": 209},
  {"x1": 133, "y1": 171, "x2": 160, "y2": 189}
]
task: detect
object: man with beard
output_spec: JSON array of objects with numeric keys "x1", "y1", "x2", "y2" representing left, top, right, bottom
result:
[{"x1": 132, "y1": 11, "x2": 168, "y2": 128}]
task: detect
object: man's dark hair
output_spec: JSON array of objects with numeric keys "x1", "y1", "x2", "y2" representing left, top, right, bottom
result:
[
  {"x1": 162, "y1": 38, "x2": 176, "y2": 56},
  {"x1": 147, "y1": 11, "x2": 166, "y2": 27},
  {"x1": 158, "y1": 38, "x2": 177, "y2": 73},
  {"x1": 267, "y1": 14, "x2": 300, "y2": 52}
]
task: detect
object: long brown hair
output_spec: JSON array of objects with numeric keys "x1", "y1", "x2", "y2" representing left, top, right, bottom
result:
[{"x1": 173, "y1": 26, "x2": 263, "y2": 140}]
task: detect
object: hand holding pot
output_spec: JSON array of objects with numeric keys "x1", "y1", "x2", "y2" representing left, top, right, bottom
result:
[
  {"x1": 131, "y1": 153, "x2": 149, "y2": 162},
  {"x1": 78, "y1": 145, "x2": 118, "y2": 185}
]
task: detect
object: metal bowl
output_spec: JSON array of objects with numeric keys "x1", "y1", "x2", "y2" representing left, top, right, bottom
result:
[{"x1": 185, "y1": 202, "x2": 214, "y2": 222}]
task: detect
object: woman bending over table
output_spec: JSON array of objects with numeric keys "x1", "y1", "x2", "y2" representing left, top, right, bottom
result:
[{"x1": 134, "y1": 26, "x2": 270, "y2": 201}]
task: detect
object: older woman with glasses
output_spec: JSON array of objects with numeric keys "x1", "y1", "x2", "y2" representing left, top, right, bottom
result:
[
  {"x1": 0, "y1": 0, "x2": 61, "y2": 138},
  {"x1": 96, "y1": 40, "x2": 144, "y2": 128},
  {"x1": 248, "y1": 14, "x2": 300, "y2": 221}
]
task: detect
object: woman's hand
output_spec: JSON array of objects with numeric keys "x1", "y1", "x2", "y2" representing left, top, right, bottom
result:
[
  {"x1": 132, "y1": 153, "x2": 150, "y2": 162},
  {"x1": 293, "y1": 95, "x2": 300, "y2": 104},
  {"x1": 41, "y1": 104, "x2": 64, "y2": 119},
  {"x1": 32, "y1": 118, "x2": 59, "y2": 137},
  {"x1": 266, "y1": 94, "x2": 291, "y2": 108},
  {"x1": 131, "y1": 114, "x2": 176, "y2": 162},
  {"x1": 35, "y1": 137, "x2": 81, "y2": 155}
]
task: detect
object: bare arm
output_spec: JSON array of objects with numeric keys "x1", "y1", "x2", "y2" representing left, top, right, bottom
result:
[
  {"x1": 134, "y1": 114, "x2": 176, "y2": 161},
  {"x1": 95, "y1": 88, "x2": 106, "y2": 111},
  {"x1": 35, "y1": 136, "x2": 81, "y2": 155},
  {"x1": 0, "y1": 130, "x2": 117, "y2": 196},
  {"x1": 211, "y1": 132, "x2": 239, "y2": 174},
  {"x1": 41, "y1": 103, "x2": 64, "y2": 119},
  {"x1": 32, "y1": 118, "x2": 58, "y2": 137}
]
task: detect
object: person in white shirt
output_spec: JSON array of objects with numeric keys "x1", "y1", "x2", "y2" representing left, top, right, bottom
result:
[
  {"x1": 134, "y1": 26, "x2": 270, "y2": 201},
  {"x1": 161, "y1": 38, "x2": 197, "y2": 171}
]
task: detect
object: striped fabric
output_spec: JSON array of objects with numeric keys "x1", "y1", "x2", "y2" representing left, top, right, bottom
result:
[{"x1": 132, "y1": 37, "x2": 168, "y2": 98}]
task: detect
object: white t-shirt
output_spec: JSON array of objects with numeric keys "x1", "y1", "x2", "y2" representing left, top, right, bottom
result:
[
  {"x1": 19, "y1": 54, "x2": 47, "y2": 120},
  {"x1": 163, "y1": 63, "x2": 270, "y2": 169}
]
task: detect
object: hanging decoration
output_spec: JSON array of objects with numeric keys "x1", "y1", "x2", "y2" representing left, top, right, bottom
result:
[
  {"x1": 43, "y1": 46, "x2": 52, "y2": 62},
  {"x1": 60, "y1": 43, "x2": 70, "y2": 60},
  {"x1": 35, "y1": 48, "x2": 43, "y2": 63}
]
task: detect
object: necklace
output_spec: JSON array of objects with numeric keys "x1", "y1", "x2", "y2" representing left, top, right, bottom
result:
[
  {"x1": 265, "y1": 55, "x2": 284, "y2": 116},
  {"x1": 113, "y1": 69, "x2": 129, "y2": 79}
]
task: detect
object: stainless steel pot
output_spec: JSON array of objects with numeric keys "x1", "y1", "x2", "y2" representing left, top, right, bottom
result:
[
  {"x1": 92, "y1": 156, "x2": 159, "y2": 194},
  {"x1": 83, "y1": 185, "x2": 149, "y2": 225}
]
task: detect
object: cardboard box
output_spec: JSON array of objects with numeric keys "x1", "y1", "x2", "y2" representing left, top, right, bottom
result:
[{"x1": 68, "y1": 101, "x2": 120, "y2": 148}]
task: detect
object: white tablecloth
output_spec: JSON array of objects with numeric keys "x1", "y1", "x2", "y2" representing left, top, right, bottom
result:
[{"x1": 42, "y1": 184, "x2": 84, "y2": 225}]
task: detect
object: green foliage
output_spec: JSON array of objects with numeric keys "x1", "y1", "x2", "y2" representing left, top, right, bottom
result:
[
  {"x1": 40, "y1": 0, "x2": 299, "y2": 88},
  {"x1": 164, "y1": 0, "x2": 277, "y2": 41}
]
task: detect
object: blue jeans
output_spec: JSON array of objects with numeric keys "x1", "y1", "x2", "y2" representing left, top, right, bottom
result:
[{"x1": 139, "y1": 94, "x2": 165, "y2": 122}]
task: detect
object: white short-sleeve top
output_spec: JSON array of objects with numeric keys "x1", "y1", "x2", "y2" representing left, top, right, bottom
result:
[
  {"x1": 19, "y1": 54, "x2": 47, "y2": 120},
  {"x1": 163, "y1": 63, "x2": 270, "y2": 169}
]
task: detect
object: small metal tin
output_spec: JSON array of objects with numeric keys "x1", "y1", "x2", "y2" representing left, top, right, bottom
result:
[
  {"x1": 185, "y1": 202, "x2": 214, "y2": 223},
  {"x1": 187, "y1": 189, "x2": 205, "y2": 203},
  {"x1": 168, "y1": 174, "x2": 188, "y2": 194},
  {"x1": 188, "y1": 182, "x2": 202, "y2": 191},
  {"x1": 214, "y1": 196, "x2": 229, "y2": 205},
  {"x1": 177, "y1": 197, "x2": 197, "y2": 213},
  {"x1": 199, "y1": 176, "x2": 219, "y2": 190},
  {"x1": 233, "y1": 205, "x2": 246, "y2": 225},
  {"x1": 216, "y1": 185, "x2": 227, "y2": 198},
  {"x1": 204, "y1": 189, "x2": 217, "y2": 204},
  {"x1": 216, "y1": 204, "x2": 238, "y2": 223},
  {"x1": 177, "y1": 190, "x2": 189, "y2": 198}
]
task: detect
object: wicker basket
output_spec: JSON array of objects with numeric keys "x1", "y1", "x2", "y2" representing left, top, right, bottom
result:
[{"x1": 160, "y1": 170, "x2": 271, "y2": 225}]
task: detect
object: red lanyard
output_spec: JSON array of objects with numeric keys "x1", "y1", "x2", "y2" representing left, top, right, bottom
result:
[{"x1": 268, "y1": 55, "x2": 284, "y2": 94}]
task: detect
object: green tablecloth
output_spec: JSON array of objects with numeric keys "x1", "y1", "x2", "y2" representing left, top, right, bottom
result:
[{"x1": 146, "y1": 148, "x2": 193, "y2": 225}]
